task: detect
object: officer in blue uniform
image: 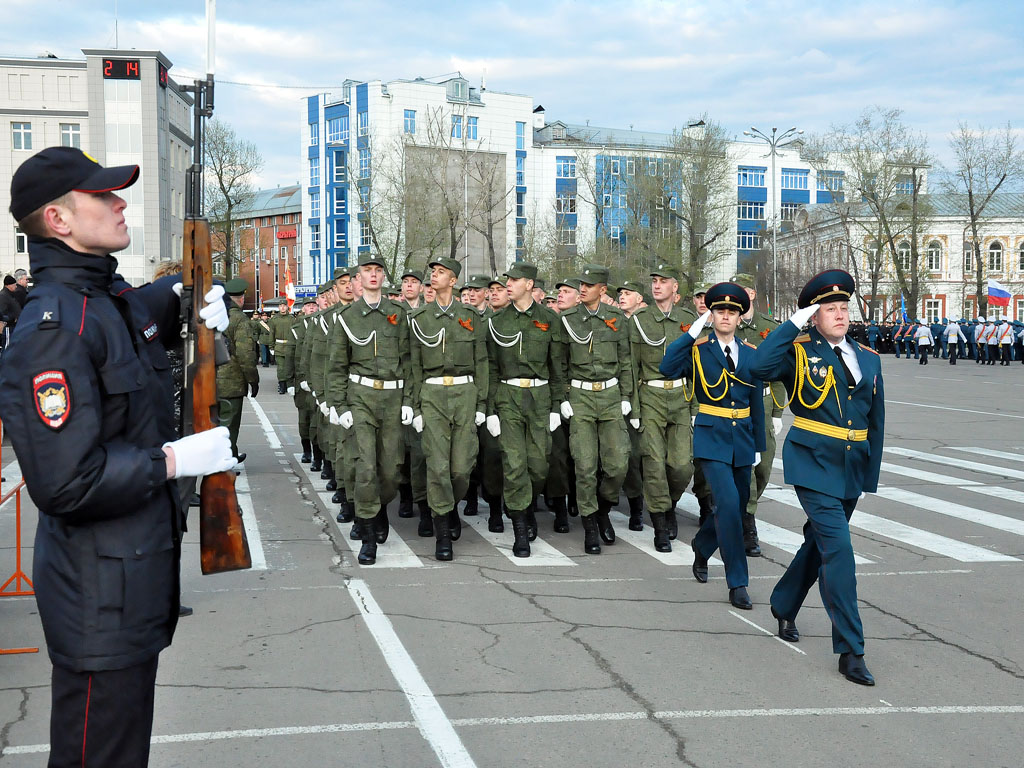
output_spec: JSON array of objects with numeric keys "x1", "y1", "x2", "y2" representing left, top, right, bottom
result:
[
  {"x1": 748, "y1": 269, "x2": 884, "y2": 686},
  {"x1": 865, "y1": 321, "x2": 880, "y2": 350},
  {"x1": 660, "y1": 283, "x2": 765, "y2": 610}
]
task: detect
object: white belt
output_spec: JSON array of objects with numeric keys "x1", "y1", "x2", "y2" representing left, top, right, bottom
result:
[
  {"x1": 503, "y1": 378, "x2": 548, "y2": 388},
  {"x1": 275, "y1": 338, "x2": 289, "y2": 343},
  {"x1": 571, "y1": 377, "x2": 618, "y2": 392},
  {"x1": 425, "y1": 375, "x2": 474, "y2": 386},
  {"x1": 645, "y1": 379, "x2": 684, "y2": 390},
  {"x1": 350, "y1": 374, "x2": 404, "y2": 390}
]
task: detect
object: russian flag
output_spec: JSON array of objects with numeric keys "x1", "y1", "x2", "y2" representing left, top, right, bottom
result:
[{"x1": 987, "y1": 278, "x2": 1011, "y2": 307}]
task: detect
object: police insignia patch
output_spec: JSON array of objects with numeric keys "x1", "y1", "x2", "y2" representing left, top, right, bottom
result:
[{"x1": 33, "y1": 370, "x2": 71, "y2": 430}]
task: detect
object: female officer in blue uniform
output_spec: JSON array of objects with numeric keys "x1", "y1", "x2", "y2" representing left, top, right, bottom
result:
[
  {"x1": 660, "y1": 282, "x2": 765, "y2": 610},
  {"x1": 748, "y1": 269, "x2": 885, "y2": 686}
]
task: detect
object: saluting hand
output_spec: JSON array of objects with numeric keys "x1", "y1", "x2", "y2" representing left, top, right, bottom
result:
[
  {"x1": 687, "y1": 311, "x2": 712, "y2": 339},
  {"x1": 789, "y1": 303, "x2": 820, "y2": 329}
]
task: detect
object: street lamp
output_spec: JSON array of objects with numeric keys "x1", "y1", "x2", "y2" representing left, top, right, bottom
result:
[{"x1": 742, "y1": 125, "x2": 803, "y2": 314}]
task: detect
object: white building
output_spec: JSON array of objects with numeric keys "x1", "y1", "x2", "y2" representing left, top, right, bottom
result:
[{"x1": 0, "y1": 49, "x2": 193, "y2": 283}]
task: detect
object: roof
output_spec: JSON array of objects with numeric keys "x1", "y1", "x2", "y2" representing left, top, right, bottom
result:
[
  {"x1": 533, "y1": 119, "x2": 706, "y2": 150},
  {"x1": 235, "y1": 185, "x2": 302, "y2": 218},
  {"x1": 801, "y1": 192, "x2": 1024, "y2": 223}
]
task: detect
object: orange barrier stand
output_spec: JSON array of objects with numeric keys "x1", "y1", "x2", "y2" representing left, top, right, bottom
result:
[{"x1": 0, "y1": 422, "x2": 38, "y2": 655}]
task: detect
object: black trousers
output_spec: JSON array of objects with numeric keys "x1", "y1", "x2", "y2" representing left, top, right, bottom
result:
[
  {"x1": 49, "y1": 656, "x2": 159, "y2": 768},
  {"x1": 918, "y1": 345, "x2": 929, "y2": 364}
]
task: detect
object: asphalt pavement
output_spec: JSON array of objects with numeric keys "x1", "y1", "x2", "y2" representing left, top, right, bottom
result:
[{"x1": 2, "y1": 354, "x2": 1023, "y2": 768}]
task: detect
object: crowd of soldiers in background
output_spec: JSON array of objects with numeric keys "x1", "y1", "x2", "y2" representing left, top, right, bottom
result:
[{"x1": 850, "y1": 317, "x2": 1024, "y2": 365}]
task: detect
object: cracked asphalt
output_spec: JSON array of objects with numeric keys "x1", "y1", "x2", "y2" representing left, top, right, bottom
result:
[{"x1": 2, "y1": 361, "x2": 1023, "y2": 767}]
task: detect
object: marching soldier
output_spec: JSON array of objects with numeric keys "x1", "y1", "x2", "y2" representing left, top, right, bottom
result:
[
  {"x1": 408, "y1": 257, "x2": 489, "y2": 561},
  {"x1": 485, "y1": 261, "x2": 567, "y2": 555},
  {"x1": 997, "y1": 316, "x2": 1014, "y2": 365},
  {"x1": 269, "y1": 303, "x2": 294, "y2": 393},
  {"x1": 618, "y1": 279, "x2": 648, "y2": 531},
  {"x1": 560, "y1": 264, "x2": 633, "y2": 554},
  {"x1": 308, "y1": 272, "x2": 346, "y2": 501},
  {"x1": 255, "y1": 310, "x2": 273, "y2": 367},
  {"x1": 397, "y1": 268, "x2": 429, "y2": 525},
  {"x1": 217, "y1": 279, "x2": 259, "y2": 462},
  {"x1": 297, "y1": 284, "x2": 331, "y2": 470},
  {"x1": 327, "y1": 268, "x2": 359, "y2": 522},
  {"x1": 544, "y1": 277, "x2": 582, "y2": 522},
  {"x1": 628, "y1": 264, "x2": 698, "y2": 551},
  {"x1": 944, "y1": 319, "x2": 967, "y2": 365},
  {"x1": 282, "y1": 299, "x2": 319, "y2": 462},
  {"x1": 749, "y1": 269, "x2": 885, "y2": 686}
]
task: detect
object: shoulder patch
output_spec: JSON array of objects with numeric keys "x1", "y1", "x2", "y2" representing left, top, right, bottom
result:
[
  {"x1": 33, "y1": 370, "x2": 72, "y2": 430},
  {"x1": 742, "y1": 340, "x2": 757, "y2": 349},
  {"x1": 36, "y1": 297, "x2": 61, "y2": 330},
  {"x1": 694, "y1": 337, "x2": 710, "y2": 346},
  {"x1": 794, "y1": 334, "x2": 811, "y2": 343},
  {"x1": 858, "y1": 342, "x2": 879, "y2": 355}
]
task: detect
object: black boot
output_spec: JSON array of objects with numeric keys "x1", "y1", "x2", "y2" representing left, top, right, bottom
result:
[
  {"x1": 349, "y1": 519, "x2": 362, "y2": 540},
  {"x1": 526, "y1": 498, "x2": 538, "y2": 541},
  {"x1": 398, "y1": 484, "x2": 414, "y2": 518},
  {"x1": 568, "y1": 487, "x2": 579, "y2": 517},
  {"x1": 357, "y1": 519, "x2": 377, "y2": 565},
  {"x1": 628, "y1": 496, "x2": 644, "y2": 531},
  {"x1": 551, "y1": 496, "x2": 570, "y2": 533},
  {"x1": 417, "y1": 502, "x2": 433, "y2": 537},
  {"x1": 666, "y1": 507, "x2": 679, "y2": 540},
  {"x1": 336, "y1": 500, "x2": 354, "y2": 523},
  {"x1": 435, "y1": 518, "x2": 453, "y2": 561},
  {"x1": 742, "y1": 511, "x2": 762, "y2": 557},
  {"x1": 463, "y1": 482, "x2": 479, "y2": 516},
  {"x1": 321, "y1": 459, "x2": 333, "y2": 481},
  {"x1": 278, "y1": 380, "x2": 287, "y2": 395},
  {"x1": 449, "y1": 505, "x2": 462, "y2": 541},
  {"x1": 310, "y1": 445, "x2": 323, "y2": 473},
  {"x1": 650, "y1": 511, "x2": 672, "y2": 552},
  {"x1": 375, "y1": 505, "x2": 390, "y2": 544},
  {"x1": 596, "y1": 497, "x2": 615, "y2": 544},
  {"x1": 582, "y1": 514, "x2": 601, "y2": 554},
  {"x1": 325, "y1": 461, "x2": 337, "y2": 491},
  {"x1": 487, "y1": 499, "x2": 504, "y2": 533},
  {"x1": 510, "y1": 512, "x2": 531, "y2": 558},
  {"x1": 300, "y1": 438, "x2": 312, "y2": 463},
  {"x1": 332, "y1": 486, "x2": 347, "y2": 505}
]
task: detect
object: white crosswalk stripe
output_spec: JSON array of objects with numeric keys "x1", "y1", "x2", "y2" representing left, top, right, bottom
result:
[
  {"x1": 886, "y1": 447, "x2": 1024, "y2": 482},
  {"x1": 608, "y1": 509, "x2": 723, "y2": 567},
  {"x1": 950, "y1": 446, "x2": 1024, "y2": 464},
  {"x1": 461, "y1": 509, "x2": 577, "y2": 567},
  {"x1": 873, "y1": 487, "x2": 1024, "y2": 537}
]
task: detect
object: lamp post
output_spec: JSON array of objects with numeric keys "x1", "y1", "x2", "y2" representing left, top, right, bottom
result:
[{"x1": 742, "y1": 125, "x2": 803, "y2": 314}]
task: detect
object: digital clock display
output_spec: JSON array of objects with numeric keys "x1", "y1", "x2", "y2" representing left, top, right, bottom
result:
[
  {"x1": 158, "y1": 63, "x2": 168, "y2": 89},
  {"x1": 103, "y1": 58, "x2": 141, "y2": 80}
]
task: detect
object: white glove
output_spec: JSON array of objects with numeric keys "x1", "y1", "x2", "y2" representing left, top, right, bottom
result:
[
  {"x1": 549, "y1": 412, "x2": 561, "y2": 432},
  {"x1": 287, "y1": 386, "x2": 295, "y2": 396},
  {"x1": 340, "y1": 410, "x2": 354, "y2": 430},
  {"x1": 486, "y1": 414, "x2": 501, "y2": 437},
  {"x1": 401, "y1": 406, "x2": 414, "y2": 425},
  {"x1": 687, "y1": 310, "x2": 711, "y2": 340},
  {"x1": 412, "y1": 414, "x2": 424, "y2": 433},
  {"x1": 621, "y1": 400, "x2": 632, "y2": 417},
  {"x1": 329, "y1": 406, "x2": 342, "y2": 426},
  {"x1": 475, "y1": 411, "x2": 486, "y2": 427},
  {"x1": 319, "y1": 401, "x2": 329, "y2": 417},
  {"x1": 691, "y1": 415, "x2": 696, "y2": 427},
  {"x1": 199, "y1": 285, "x2": 230, "y2": 332},
  {"x1": 773, "y1": 417, "x2": 783, "y2": 436},
  {"x1": 165, "y1": 426, "x2": 236, "y2": 479},
  {"x1": 560, "y1": 401, "x2": 574, "y2": 420},
  {"x1": 629, "y1": 418, "x2": 641, "y2": 430},
  {"x1": 300, "y1": 380, "x2": 310, "y2": 392},
  {"x1": 789, "y1": 303, "x2": 820, "y2": 329},
  {"x1": 172, "y1": 281, "x2": 184, "y2": 298},
  {"x1": 753, "y1": 452, "x2": 762, "y2": 467}
]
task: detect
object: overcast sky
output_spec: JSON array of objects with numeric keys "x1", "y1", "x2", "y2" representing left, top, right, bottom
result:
[{"x1": 3, "y1": 0, "x2": 1021, "y2": 188}]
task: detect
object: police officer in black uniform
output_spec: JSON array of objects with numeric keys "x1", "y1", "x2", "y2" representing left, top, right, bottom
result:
[{"x1": 0, "y1": 147, "x2": 237, "y2": 767}]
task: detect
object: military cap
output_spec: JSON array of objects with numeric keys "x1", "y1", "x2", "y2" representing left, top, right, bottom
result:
[
  {"x1": 332, "y1": 266, "x2": 350, "y2": 281},
  {"x1": 534, "y1": 278, "x2": 546, "y2": 291},
  {"x1": 556, "y1": 277, "x2": 581, "y2": 291},
  {"x1": 504, "y1": 261, "x2": 538, "y2": 281},
  {"x1": 461, "y1": 273, "x2": 488, "y2": 290},
  {"x1": 224, "y1": 278, "x2": 248, "y2": 296},
  {"x1": 358, "y1": 253, "x2": 386, "y2": 268},
  {"x1": 579, "y1": 263, "x2": 609, "y2": 285},
  {"x1": 619, "y1": 279, "x2": 645, "y2": 296},
  {"x1": 797, "y1": 269, "x2": 854, "y2": 309},
  {"x1": 401, "y1": 268, "x2": 423, "y2": 283},
  {"x1": 693, "y1": 284, "x2": 709, "y2": 296},
  {"x1": 428, "y1": 256, "x2": 462, "y2": 279},
  {"x1": 605, "y1": 283, "x2": 620, "y2": 298},
  {"x1": 488, "y1": 276, "x2": 506, "y2": 288},
  {"x1": 544, "y1": 291, "x2": 558, "y2": 302},
  {"x1": 650, "y1": 262, "x2": 680, "y2": 281},
  {"x1": 316, "y1": 281, "x2": 333, "y2": 295},
  {"x1": 729, "y1": 273, "x2": 756, "y2": 290},
  {"x1": 704, "y1": 282, "x2": 750, "y2": 314}
]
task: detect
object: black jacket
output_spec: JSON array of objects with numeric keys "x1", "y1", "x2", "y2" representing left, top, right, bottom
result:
[
  {"x1": 0, "y1": 237, "x2": 183, "y2": 672},
  {"x1": 0, "y1": 287, "x2": 21, "y2": 324}
]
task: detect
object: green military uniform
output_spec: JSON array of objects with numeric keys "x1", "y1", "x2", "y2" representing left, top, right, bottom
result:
[
  {"x1": 328, "y1": 268, "x2": 360, "y2": 519},
  {"x1": 280, "y1": 302, "x2": 314, "y2": 460},
  {"x1": 561, "y1": 264, "x2": 634, "y2": 554},
  {"x1": 396, "y1": 273, "x2": 430, "y2": 530},
  {"x1": 485, "y1": 262, "x2": 568, "y2": 554},
  {"x1": 545, "y1": 277, "x2": 580, "y2": 517},
  {"x1": 409, "y1": 257, "x2": 489, "y2": 560},
  {"x1": 269, "y1": 309, "x2": 294, "y2": 390},
  {"x1": 216, "y1": 279, "x2": 258, "y2": 459},
  {"x1": 618, "y1": 278, "x2": 649, "y2": 530},
  {"x1": 297, "y1": 285, "x2": 334, "y2": 469},
  {"x1": 256, "y1": 314, "x2": 273, "y2": 366}
]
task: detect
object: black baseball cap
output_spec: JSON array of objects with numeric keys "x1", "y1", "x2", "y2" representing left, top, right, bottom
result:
[{"x1": 10, "y1": 147, "x2": 139, "y2": 221}]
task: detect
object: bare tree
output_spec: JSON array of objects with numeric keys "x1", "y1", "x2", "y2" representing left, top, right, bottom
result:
[
  {"x1": 205, "y1": 118, "x2": 263, "y2": 280},
  {"x1": 466, "y1": 151, "x2": 514, "y2": 275}
]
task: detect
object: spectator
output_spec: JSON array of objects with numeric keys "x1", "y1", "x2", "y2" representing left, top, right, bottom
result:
[{"x1": 13, "y1": 268, "x2": 29, "y2": 307}]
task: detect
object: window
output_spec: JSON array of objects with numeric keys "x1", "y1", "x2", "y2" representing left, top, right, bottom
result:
[
  {"x1": 552, "y1": 125, "x2": 566, "y2": 140},
  {"x1": 334, "y1": 224, "x2": 346, "y2": 249},
  {"x1": 737, "y1": 201, "x2": 765, "y2": 220},
  {"x1": 963, "y1": 298, "x2": 975, "y2": 318},
  {"x1": 555, "y1": 157, "x2": 576, "y2": 178},
  {"x1": 357, "y1": 111, "x2": 368, "y2": 137},
  {"x1": 310, "y1": 157, "x2": 320, "y2": 186},
  {"x1": 737, "y1": 232, "x2": 760, "y2": 250},
  {"x1": 358, "y1": 185, "x2": 369, "y2": 211},
  {"x1": 1019, "y1": 243, "x2": 1024, "y2": 271},
  {"x1": 516, "y1": 191, "x2": 525, "y2": 218},
  {"x1": 610, "y1": 225, "x2": 621, "y2": 239},
  {"x1": 327, "y1": 117, "x2": 347, "y2": 143},
  {"x1": 447, "y1": 79, "x2": 468, "y2": 100},
  {"x1": 310, "y1": 223, "x2": 321, "y2": 250},
  {"x1": 602, "y1": 193, "x2": 612, "y2": 208},
  {"x1": 780, "y1": 202, "x2": 802, "y2": 221},
  {"x1": 516, "y1": 156, "x2": 524, "y2": 185},
  {"x1": 60, "y1": 123, "x2": 81, "y2": 148},
  {"x1": 896, "y1": 241, "x2": 911, "y2": 272},
  {"x1": 310, "y1": 192, "x2": 320, "y2": 218},
  {"x1": 359, "y1": 221, "x2": 371, "y2": 247},
  {"x1": 262, "y1": 217, "x2": 269, "y2": 227},
  {"x1": 925, "y1": 299, "x2": 941, "y2": 323},
  {"x1": 1016, "y1": 299, "x2": 1024, "y2": 322},
  {"x1": 555, "y1": 194, "x2": 576, "y2": 214},
  {"x1": 283, "y1": 214, "x2": 291, "y2": 224},
  {"x1": 817, "y1": 171, "x2": 844, "y2": 191},
  {"x1": 988, "y1": 241, "x2": 1003, "y2": 272},
  {"x1": 964, "y1": 243, "x2": 974, "y2": 273},
  {"x1": 926, "y1": 241, "x2": 942, "y2": 272},
  {"x1": 737, "y1": 166, "x2": 765, "y2": 186},
  {"x1": 668, "y1": 196, "x2": 678, "y2": 211},
  {"x1": 780, "y1": 168, "x2": 809, "y2": 190},
  {"x1": 467, "y1": 116, "x2": 478, "y2": 140},
  {"x1": 617, "y1": 193, "x2": 627, "y2": 208},
  {"x1": 451, "y1": 114, "x2": 462, "y2": 139},
  {"x1": 516, "y1": 221, "x2": 525, "y2": 251},
  {"x1": 557, "y1": 226, "x2": 576, "y2": 245},
  {"x1": 990, "y1": 306, "x2": 1003, "y2": 321},
  {"x1": 15, "y1": 227, "x2": 27, "y2": 254},
  {"x1": 895, "y1": 175, "x2": 915, "y2": 195},
  {"x1": 334, "y1": 190, "x2": 346, "y2": 216},
  {"x1": 626, "y1": 158, "x2": 635, "y2": 176},
  {"x1": 333, "y1": 151, "x2": 346, "y2": 182},
  {"x1": 359, "y1": 148, "x2": 371, "y2": 179},
  {"x1": 280, "y1": 246, "x2": 288, "y2": 261},
  {"x1": 610, "y1": 158, "x2": 620, "y2": 176},
  {"x1": 11, "y1": 122, "x2": 31, "y2": 150},
  {"x1": 310, "y1": 122, "x2": 319, "y2": 146},
  {"x1": 403, "y1": 109, "x2": 416, "y2": 135},
  {"x1": 516, "y1": 121, "x2": 526, "y2": 150}
]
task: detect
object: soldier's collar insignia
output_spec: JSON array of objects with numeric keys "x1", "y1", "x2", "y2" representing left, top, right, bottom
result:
[{"x1": 33, "y1": 370, "x2": 71, "y2": 430}]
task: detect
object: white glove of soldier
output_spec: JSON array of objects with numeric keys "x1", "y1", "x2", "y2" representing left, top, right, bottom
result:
[
  {"x1": 629, "y1": 418, "x2": 641, "y2": 430},
  {"x1": 486, "y1": 414, "x2": 501, "y2": 437},
  {"x1": 165, "y1": 426, "x2": 236, "y2": 479},
  {"x1": 412, "y1": 414, "x2": 424, "y2": 433},
  {"x1": 560, "y1": 401, "x2": 574, "y2": 420},
  {"x1": 773, "y1": 417, "x2": 783, "y2": 436},
  {"x1": 198, "y1": 285, "x2": 230, "y2": 332},
  {"x1": 339, "y1": 410, "x2": 354, "y2": 430},
  {"x1": 319, "y1": 401, "x2": 329, "y2": 417},
  {"x1": 549, "y1": 413, "x2": 561, "y2": 432},
  {"x1": 329, "y1": 406, "x2": 342, "y2": 426},
  {"x1": 691, "y1": 415, "x2": 696, "y2": 427},
  {"x1": 687, "y1": 310, "x2": 712, "y2": 340},
  {"x1": 621, "y1": 400, "x2": 632, "y2": 417},
  {"x1": 287, "y1": 386, "x2": 295, "y2": 396},
  {"x1": 475, "y1": 411, "x2": 486, "y2": 427},
  {"x1": 300, "y1": 380, "x2": 310, "y2": 392},
  {"x1": 753, "y1": 452, "x2": 762, "y2": 467},
  {"x1": 789, "y1": 303, "x2": 820, "y2": 329},
  {"x1": 401, "y1": 406, "x2": 414, "y2": 425}
]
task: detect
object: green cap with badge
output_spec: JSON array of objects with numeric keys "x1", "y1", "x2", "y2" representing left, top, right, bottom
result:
[
  {"x1": 401, "y1": 268, "x2": 423, "y2": 283},
  {"x1": 463, "y1": 273, "x2": 490, "y2": 290},
  {"x1": 224, "y1": 278, "x2": 248, "y2": 296},
  {"x1": 555, "y1": 276, "x2": 581, "y2": 291},
  {"x1": 358, "y1": 253, "x2": 386, "y2": 268},
  {"x1": 316, "y1": 281, "x2": 333, "y2": 295},
  {"x1": 619, "y1": 279, "x2": 645, "y2": 295},
  {"x1": 579, "y1": 263, "x2": 609, "y2": 285},
  {"x1": 650, "y1": 262, "x2": 680, "y2": 281},
  {"x1": 534, "y1": 277, "x2": 546, "y2": 291},
  {"x1": 693, "y1": 284, "x2": 710, "y2": 296},
  {"x1": 332, "y1": 266, "x2": 349, "y2": 281},
  {"x1": 428, "y1": 256, "x2": 462, "y2": 279},
  {"x1": 729, "y1": 273, "x2": 756, "y2": 290},
  {"x1": 504, "y1": 261, "x2": 538, "y2": 281}
]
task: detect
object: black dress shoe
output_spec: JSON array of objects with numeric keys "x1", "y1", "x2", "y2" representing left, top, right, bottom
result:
[
  {"x1": 691, "y1": 539, "x2": 708, "y2": 583},
  {"x1": 235, "y1": 453, "x2": 246, "y2": 464},
  {"x1": 188, "y1": 492, "x2": 201, "y2": 508},
  {"x1": 178, "y1": 605, "x2": 194, "y2": 617},
  {"x1": 729, "y1": 586, "x2": 753, "y2": 610},
  {"x1": 838, "y1": 653, "x2": 875, "y2": 686},
  {"x1": 771, "y1": 606, "x2": 799, "y2": 642}
]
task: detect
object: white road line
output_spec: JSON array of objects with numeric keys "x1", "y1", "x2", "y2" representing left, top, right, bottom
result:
[
  {"x1": 886, "y1": 399, "x2": 1024, "y2": 420},
  {"x1": 460, "y1": 512, "x2": 577, "y2": 567},
  {"x1": 762, "y1": 488, "x2": 1017, "y2": 563},
  {"x1": 247, "y1": 395, "x2": 282, "y2": 449},
  {"x1": 235, "y1": 465, "x2": 267, "y2": 571},
  {"x1": 874, "y1": 487, "x2": 1024, "y2": 537},
  {"x1": 347, "y1": 578, "x2": 478, "y2": 768},
  {"x1": 886, "y1": 447, "x2": 1024, "y2": 481},
  {"x1": 608, "y1": 509, "x2": 723, "y2": 567},
  {"x1": 728, "y1": 610, "x2": 807, "y2": 655},
  {"x1": 963, "y1": 484, "x2": 1024, "y2": 506},
  {"x1": 950, "y1": 446, "x2": 1024, "y2": 463},
  {"x1": 878, "y1": 461, "x2": 981, "y2": 486}
]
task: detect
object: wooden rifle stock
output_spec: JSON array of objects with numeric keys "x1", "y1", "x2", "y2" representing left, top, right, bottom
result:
[{"x1": 183, "y1": 218, "x2": 252, "y2": 575}]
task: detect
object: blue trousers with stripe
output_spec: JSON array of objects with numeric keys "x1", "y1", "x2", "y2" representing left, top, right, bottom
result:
[{"x1": 693, "y1": 459, "x2": 751, "y2": 589}]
